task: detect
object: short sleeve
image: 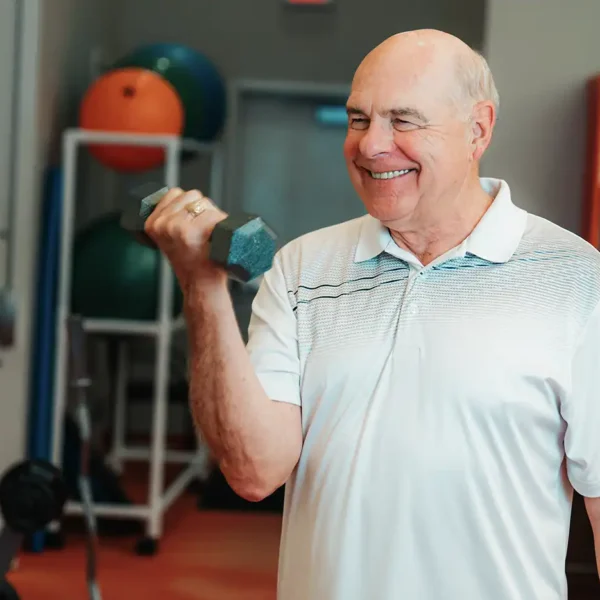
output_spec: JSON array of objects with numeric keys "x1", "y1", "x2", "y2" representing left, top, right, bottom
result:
[
  {"x1": 563, "y1": 299, "x2": 600, "y2": 498},
  {"x1": 246, "y1": 254, "x2": 301, "y2": 406}
]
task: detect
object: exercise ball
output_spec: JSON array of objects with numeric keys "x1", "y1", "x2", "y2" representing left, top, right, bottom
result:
[
  {"x1": 71, "y1": 213, "x2": 183, "y2": 321},
  {"x1": 112, "y1": 43, "x2": 226, "y2": 141},
  {"x1": 79, "y1": 68, "x2": 184, "y2": 172}
]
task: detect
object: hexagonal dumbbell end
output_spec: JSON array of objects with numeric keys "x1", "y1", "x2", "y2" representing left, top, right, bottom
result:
[{"x1": 210, "y1": 215, "x2": 277, "y2": 283}]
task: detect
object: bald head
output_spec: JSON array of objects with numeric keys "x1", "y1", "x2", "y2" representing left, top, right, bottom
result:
[
  {"x1": 343, "y1": 29, "x2": 499, "y2": 232},
  {"x1": 354, "y1": 29, "x2": 499, "y2": 121}
]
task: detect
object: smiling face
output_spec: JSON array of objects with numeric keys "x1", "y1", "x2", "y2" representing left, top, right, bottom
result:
[{"x1": 343, "y1": 33, "x2": 489, "y2": 230}]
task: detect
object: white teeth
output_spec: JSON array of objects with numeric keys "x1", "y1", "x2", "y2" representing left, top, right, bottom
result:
[{"x1": 370, "y1": 169, "x2": 412, "y2": 180}]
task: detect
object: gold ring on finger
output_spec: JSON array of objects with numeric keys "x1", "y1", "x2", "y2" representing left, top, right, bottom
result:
[{"x1": 184, "y1": 199, "x2": 208, "y2": 217}]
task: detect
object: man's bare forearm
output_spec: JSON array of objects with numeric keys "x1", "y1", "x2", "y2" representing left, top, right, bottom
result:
[
  {"x1": 594, "y1": 526, "x2": 600, "y2": 579},
  {"x1": 585, "y1": 497, "x2": 600, "y2": 579},
  {"x1": 184, "y1": 279, "x2": 301, "y2": 500}
]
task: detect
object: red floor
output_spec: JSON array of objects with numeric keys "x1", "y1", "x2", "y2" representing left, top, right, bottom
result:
[
  {"x1": 6, "y1": 463, "x2": 598, "y2": 599},
  {"x1": 7, "y1": 490, "x2": 282, "y2": 600}
]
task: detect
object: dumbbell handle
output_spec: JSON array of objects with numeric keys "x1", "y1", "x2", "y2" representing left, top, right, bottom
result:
[
  {"x1": 119, "y1": 184, "x2": 169, "y2": 248},
  {"x1": 121, "y1": 184, "x2": 250, "y2": 247},
  {"x1": 120, "y1": 184, "x2": 229, "y2": 249}
]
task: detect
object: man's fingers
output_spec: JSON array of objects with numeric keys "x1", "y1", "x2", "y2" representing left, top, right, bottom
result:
[
  {"x1": 173, "y1": 190, "x2": 212, "y2": 217},
  {"x1": 155, "y1": 189, "x2": 218, "y2": 219},
  {"x1": 144, "y1": 186, "x2": 225, "y2": 249},
  {"x1": 144, "y1": 187, "x2": 183, "y2": 224}
]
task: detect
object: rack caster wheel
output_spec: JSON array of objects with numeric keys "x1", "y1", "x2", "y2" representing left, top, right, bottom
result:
[
  {"x1": 44, "y1": 529, "x2": 66, "y2": 550},
  {"x1": 135, "y1": 536, "x2": 158, "y2": 556},
  {"x1": 187, "y1": 477, "x2": 206, "y2": 496}
]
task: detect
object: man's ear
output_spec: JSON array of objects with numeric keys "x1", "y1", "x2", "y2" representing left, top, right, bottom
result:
[{"x1": 469, "y1": 101, "x2": 496, "y2": 161}]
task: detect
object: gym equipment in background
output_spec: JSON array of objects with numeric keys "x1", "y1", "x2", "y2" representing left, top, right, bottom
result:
[
  {"x1": 52, "y1": 129, "x2": 221, "y2": 553},
  {"x1": 71, "y1": 213, "x2": 183, "y2": 321},
  {"x1": 12, "y1": 316, "x2": 107, "y2": 600},
  {"x1": 28, "y1": 167, "x2": 64, "y2": 554},
  {"x1": 79, "y1": 68, "x2": 184, "y2": 172},
  {"x1": 0, "y1": 459, "x2": 68, "y2": 599},
  {"x1": 112, "y1": 43, "x2": 226, "y2": 143},
  {"x1": 121, "y1": 183, "x2": 278, "y2": 283},
  {"x1": 66, "y1": 315, "x2": 103, "y2": 600}
]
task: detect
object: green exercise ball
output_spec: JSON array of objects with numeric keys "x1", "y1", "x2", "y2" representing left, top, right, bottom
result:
[{"x1": 71, "y1": 213, "x2": 183, "y2": 321}]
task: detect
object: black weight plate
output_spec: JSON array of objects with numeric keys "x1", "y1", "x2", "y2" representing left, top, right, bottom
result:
[{"x1": 0, "y1": 460, "x2": 67, "y2": 535}]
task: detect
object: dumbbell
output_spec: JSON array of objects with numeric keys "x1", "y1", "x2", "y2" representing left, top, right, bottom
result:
[
  {"x1": 120, "y1": 183, "x2": 278, "y2": 283},
  {"x1": 0, "y1": 460, "x2": 68, "y2": 599}
]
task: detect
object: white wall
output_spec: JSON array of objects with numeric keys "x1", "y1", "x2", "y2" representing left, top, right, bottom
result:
[
  {"x1": 482, "y1": 0, "x2": 600, "y2": 235},
  {"x1": 0, "y1": 0, "x2": 119, "y2": 476},
  {"x1": 0, "y1": 0, "x2": 38, "y2": 477}
]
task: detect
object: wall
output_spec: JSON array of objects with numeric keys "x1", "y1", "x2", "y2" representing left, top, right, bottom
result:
[
  {"x1": 0, "y1": 0, "x2": 119, "y2": 474},
  {"x1": 482, "y1": 0, "x2": 600, "y2": 576},
  {"x1": 482, "y1": 0, "x2": 600, "y2": 235},
  {"x1": 0, "y1": 0, "x2": 36, "y2": 479},
  {"x1": 0, "y1": 0, "x2": 119, "y2": 477},
  {"x1": 111, "y1": 0, "x2": 485, "y2": 83},
  {"x1": 37, "y1": 0, "x2": 119, "y2": 164}
]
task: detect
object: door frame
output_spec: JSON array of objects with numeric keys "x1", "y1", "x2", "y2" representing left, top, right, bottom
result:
[{"x1": 221, "y1": 78, "x2": 351, "y2": 215}]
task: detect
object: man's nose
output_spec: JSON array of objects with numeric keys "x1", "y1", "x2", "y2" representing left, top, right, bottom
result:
[{"x1": 358, "y1": 122, "x2": 395, "y2": 158}]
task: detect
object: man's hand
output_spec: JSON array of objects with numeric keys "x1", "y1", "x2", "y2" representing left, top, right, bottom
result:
[
  {"x1": 584, "y1": 496, "x2": 600, "y2": 578},
  {"x1": 143, "y1": 187, "x2": 229, "y2": 293}
]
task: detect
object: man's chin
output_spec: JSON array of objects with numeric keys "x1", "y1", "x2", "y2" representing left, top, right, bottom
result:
[{"x1": 363, "y1": 196, "x2": 417, "y2": 224}]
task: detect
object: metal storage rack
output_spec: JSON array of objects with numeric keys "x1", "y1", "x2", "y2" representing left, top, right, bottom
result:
[{"x1": 50, "y1": 128, "x2": 223, "y2": 553}]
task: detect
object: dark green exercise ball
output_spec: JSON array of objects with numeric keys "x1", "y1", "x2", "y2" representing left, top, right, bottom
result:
[{"x1": 71, "y1": 213, "x2": 183, "y2": 321}]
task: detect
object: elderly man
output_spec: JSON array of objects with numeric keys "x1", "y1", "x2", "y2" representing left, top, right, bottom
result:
[{"x1": 146, "y1": 29, "x2": 600, "y2": 600}]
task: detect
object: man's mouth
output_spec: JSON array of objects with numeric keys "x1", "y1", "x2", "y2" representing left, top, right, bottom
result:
[{"x1": 368, "y1": 169, "x2": 416, "y2": 180}]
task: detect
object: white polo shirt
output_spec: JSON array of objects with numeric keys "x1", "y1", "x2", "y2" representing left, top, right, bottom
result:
[{"x1": 246, "y1": 178, "x2": 600, "y2": 600}]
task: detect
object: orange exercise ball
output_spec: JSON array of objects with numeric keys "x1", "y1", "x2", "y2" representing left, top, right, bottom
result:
[{"x1": 79, "y1": 67, "x2": 184, "y2": 172}]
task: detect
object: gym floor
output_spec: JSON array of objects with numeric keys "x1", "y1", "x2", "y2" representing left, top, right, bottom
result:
[
  {"x1": 7, "y1": 465, "x2": 281, "y2": 600},
  {"x1": 6, "y1": 462, "x2": 599, "y2": 599}
]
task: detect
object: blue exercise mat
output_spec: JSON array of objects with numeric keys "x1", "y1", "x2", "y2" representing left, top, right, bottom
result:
[{"x1": 27, "y1": 166, "x2": 62, "y2": 551}]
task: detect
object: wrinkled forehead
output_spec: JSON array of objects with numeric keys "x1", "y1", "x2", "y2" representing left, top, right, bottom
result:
[{"x1": 348, "y1": 50, "x2": 460, "y2": 120}]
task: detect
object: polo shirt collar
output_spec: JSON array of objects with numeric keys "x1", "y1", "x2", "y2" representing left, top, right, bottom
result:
[{"x1": 354, "y1": 178, "x2": 527, "y2": 265}]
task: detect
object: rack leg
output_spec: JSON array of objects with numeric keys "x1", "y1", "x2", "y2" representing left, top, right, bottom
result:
[
  {"x1": 48, "y1": 132, "x2": 79, "y2": 547},
  {"x1": 108, "y1": 341, "x2": 128, "y2": 474},
  {"x1": 143, "y1": 322, "x2": 171, "y2": 551},
  {"x1": 137, "y1": 136, "x2": 180, "y2": 556}
]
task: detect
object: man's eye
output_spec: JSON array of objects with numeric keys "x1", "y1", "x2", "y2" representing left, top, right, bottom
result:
[
  {"x1": 394, "y1": 119, "x2": 417, "y2": 129},
  {"x1": 350, "y1": 118, "x2": 369, "y2": 129}
]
